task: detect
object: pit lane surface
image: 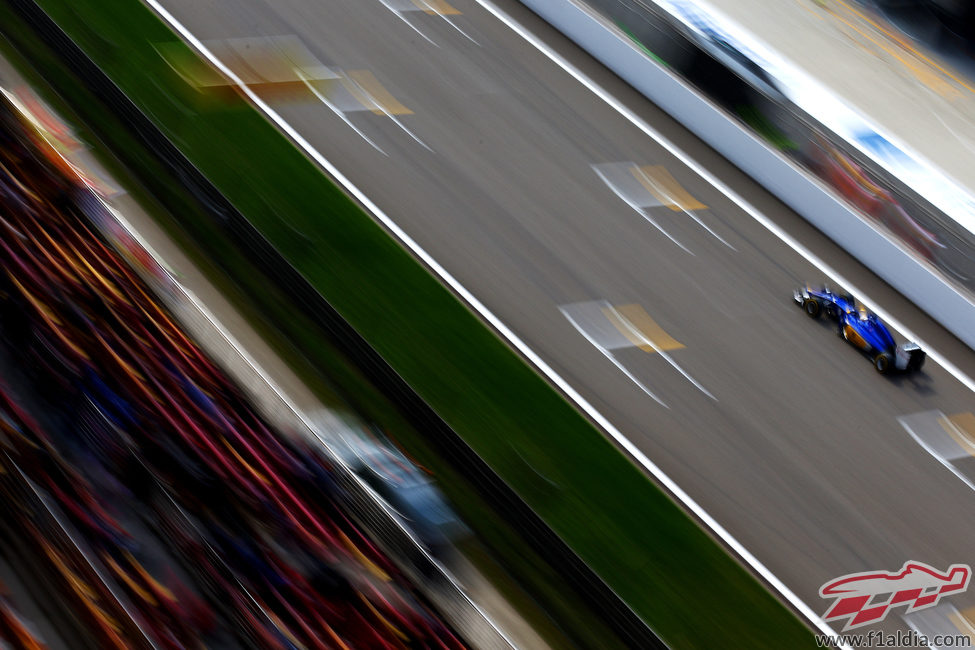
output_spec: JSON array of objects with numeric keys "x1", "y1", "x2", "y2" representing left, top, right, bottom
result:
[{"x1": 148, "y1": 0, "x2": 975, "y2": 636}]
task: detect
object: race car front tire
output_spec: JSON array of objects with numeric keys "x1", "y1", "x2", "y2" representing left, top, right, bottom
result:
[{"x1": 803, "y1": 299, "x2": 821, "y2": 319}]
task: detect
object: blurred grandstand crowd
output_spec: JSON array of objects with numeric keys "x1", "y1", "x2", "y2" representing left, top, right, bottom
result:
[{"x1": 0, "y1": 90, "x2": 467, "y2": 649}]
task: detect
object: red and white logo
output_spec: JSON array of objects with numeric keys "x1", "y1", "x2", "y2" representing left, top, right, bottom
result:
[{"x1": 820, "y1": 561, "x2": 970, "y2": 630}]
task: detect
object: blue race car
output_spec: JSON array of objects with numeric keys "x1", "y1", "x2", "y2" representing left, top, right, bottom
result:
[{"x1": 794, "y1": 285, "x2": 925, "y2": 374}]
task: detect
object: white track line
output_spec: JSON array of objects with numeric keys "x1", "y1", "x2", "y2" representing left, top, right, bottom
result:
[
  {"x1": 342, "y1": 70, "x2": 433, "y2": 152},
  {"x1": 560, "y1": 305, "x2": 669, "y2": 407},
  {"x1": 632, "y1": 165, "x2": 736, "y2": 251},
  {"x1": 296, "y1": 70, "x2": 388, "y2": 156},
  {"x1": 900, "y1": 417, "x2": 975, "y2": 494},
  {"x1": 376, "y1": 0, "x2": 440, "y2": 47},
  {"x1": 605, "y1": 301, "x2": 716, "y2": 400},
  {"x1": 142, "y1": 0, "x2": 975, "y2": 643},
  {"x1": 415, "y1": 0, "x2": 481, "y2": 44},
  {"x1": 591, "y1": 164, "x2": 692, "y2": 253}
]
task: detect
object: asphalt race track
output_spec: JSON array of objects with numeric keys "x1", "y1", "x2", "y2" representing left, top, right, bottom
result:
[{"x1": 147, "y1": 0, "x2": 975, "y2": 636}]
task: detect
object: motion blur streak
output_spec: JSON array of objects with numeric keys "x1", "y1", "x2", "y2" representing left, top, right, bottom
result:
[{"x1": 141, "y1": 0, "x2": 859, "y2": 641}]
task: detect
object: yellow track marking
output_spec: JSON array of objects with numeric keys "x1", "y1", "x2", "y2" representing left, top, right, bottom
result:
[
  {"x1": 346, "y1": 70, "x2": 412, "y2": 115},
  {"x1": 939, "y1": 413, "x2": 975, "y2": 457},
  {"x1": 412, "y1": 0, "x2": 461, "y2": 14},
  {"x1": 602, "y1": 304, "x2": 684, "y2": 353},
  {"x1": 632, "y1": 165, "x2": 707, "y2": 211},
  {"x1": 948, "y1": 606, "x2": 975, "y2": 642}
]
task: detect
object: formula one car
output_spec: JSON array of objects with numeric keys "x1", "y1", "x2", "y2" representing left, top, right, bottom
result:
[{"x1": 794, "y1": 285, "x2": 925, "y2": 374}]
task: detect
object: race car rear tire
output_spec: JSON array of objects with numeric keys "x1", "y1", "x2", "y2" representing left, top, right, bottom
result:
[
  {"x1": 907, "y1": 349, "x2": 926, "y2": 373},
  {"x1": 874, "y1": 353, "x2": 893, "y2": 375},
  {"x1": 803, "y1": 299, "x2": 821, "y2": 319}
]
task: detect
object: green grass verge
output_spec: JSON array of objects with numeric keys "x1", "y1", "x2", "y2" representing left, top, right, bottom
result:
[{"x1": 13, "y1": 0, "x2": 817, "y2": 646}]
